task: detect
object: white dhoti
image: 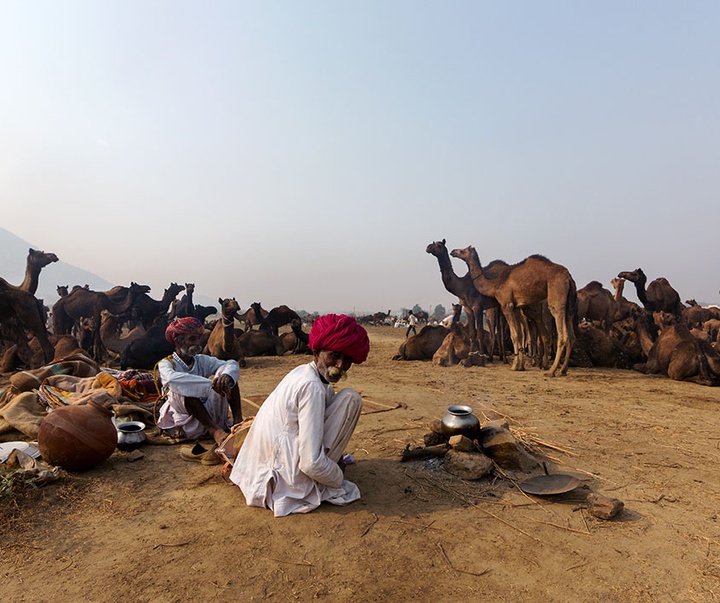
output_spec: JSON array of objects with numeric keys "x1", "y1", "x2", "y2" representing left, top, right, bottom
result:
[
  {"x1": 322, "y1": 388, "x2": 362, "y2": 462},
  {"x1": 156, "y1": 389, "x2": 231, "y2": 440},
  {"x1": 230, "y1": 362, "x2": 364, "y2": 517}
]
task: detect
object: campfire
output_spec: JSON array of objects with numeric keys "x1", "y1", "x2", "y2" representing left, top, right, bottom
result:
[{"x1": 400, "y1": 404, "x2": 624, "y2": 520}]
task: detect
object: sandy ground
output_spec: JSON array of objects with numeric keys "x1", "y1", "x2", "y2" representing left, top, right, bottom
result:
[{"x1": 2, "y1": 326, "x2": 720, "y2": 602}]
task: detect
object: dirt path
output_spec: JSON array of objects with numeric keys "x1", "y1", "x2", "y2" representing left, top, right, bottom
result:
[{"x1": 2, "y1": 326, "x2": 720, "y2": 602}]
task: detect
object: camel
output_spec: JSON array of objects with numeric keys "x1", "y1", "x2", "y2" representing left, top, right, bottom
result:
[
  {"x1": 426, "y1": 239, "x2": 489, "y2": 354},
  {"x1": 617, "y1": 269, "x2": 684, "y2": 315},
  {"x1": 569, "y1": 321, "x2": 640, "y2": 369},
  {"x1": 373, "y1": 310, "x2": 392, "y2": 326},
  {"x1": 237, "y1": 303, "x2": 268, "y2": 331},
  {"x1": 168, "y1": 299, "x2": 180, "y2": 320},
  {"x1": 194, "y1": 304, "x2": 218, "y2": 325},
  {"x1": 279, "y1": 319, "x2": 310, "y2": 355},
  {"x1": 426, "y1": 239, "x2": 513, "y2": 361},
  {"x1": 18, "y1": 248, "x2": 59, "y2": 295},
  {"x1": 0, "y1": 333, "x2": 83, "y2": 373},
  {"x1": 703, "y1": 318, "x2": 720, "y2": 345},
  {"x1": 577, "y1": 281, "x2": 616, "y2": 333},
  {"x1": 518, "y1": 302, "x2": 553, "y2": 370},
  {"x1": 610, "y1": 277, "x2": 641, "y2": 321},
  {"x1": 682, "y1": 300, "x2": 712, "y2": 328},
  {"x1": 204, "y1": 298, "x2": 245, "y2": 367},
  {"x1": 238, "y1": 329, "x2": 285, "y2": 357},
  {"x1": 392, "y1": 325, "x2": 449, "y2": 361},
  {"x1": 633, "y1": 312, "x2": 720, "y2": 385},
  {"x1": 0, "y1": 279, "x2": 55, "y2": 367},
  {"x1": 432, "y1": 304, "x2": 474, "y2": 367},
  {"x1": 52, "y1": 282, "x2": 151, "y2": 359},
  {"x1": 256, "y1": 304, "x2": 302, "y2": 336},
  {"x1": 0, "y1": 248, "x2": 58, "y2": 367},
  {"x1": 175, "y1": 283, "x2": 195, "y2": 318},
  {"x1": 451, "y1": 246, "x2": 577, "y2": 377},
  {"x1": 131, "y1": 283, "x2": 185, "y2": 329},
  {"x1": 120, "y1": 323, "x2": 175, "y2": 370},
  {"x1": 99, "y1": 310, "x2": 147, "y2": 359},
  {"x1": 57, "y1": 285, "x2": 69, "y2": 298}
]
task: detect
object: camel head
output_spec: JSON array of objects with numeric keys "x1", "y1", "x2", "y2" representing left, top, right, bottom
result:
[
  {"x1": 425, "y1": 239, "x2": 447, "y2": 257},
  {"x1": 652, "y1": 311, "x2": 676, "y2": 330},
  {"x1": 57, "y1": 285, "x2": 69, "y2": 297},
  {"x1": 129, "y1": 282, "x2": 152, "y2": 295},
  {"x1": 686, "y1": 299, "x2": 698, "y2": 307},
  {"x1": 29, "y1": 248, "x2": 59, "y2": 268},
  {"x1": 449, "y1": 245, "x2": 474, "y2": 263},
  {"x1": 219, "y1": 297, "x2": 240, "y2": 319},
  {"x1": 617, "y1": 269, "x2": 646, "y2": 286},
  {"x1": 167, "y1": 283, "x2": 185, "y2": 296},
  {"x1": 185, "y1": 283, "x2": 195, "y2": 294}
]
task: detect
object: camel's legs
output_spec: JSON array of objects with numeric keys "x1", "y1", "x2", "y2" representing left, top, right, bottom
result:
[
  {"x1": 462, "y1": 304, "x2": 478, "y2": 353},
  {"x1": 546, "y1": 303, "x2": 572, "y2": 377},
  {"x1": 503, "y1": 304, "x2": 526, "y2": 371}
]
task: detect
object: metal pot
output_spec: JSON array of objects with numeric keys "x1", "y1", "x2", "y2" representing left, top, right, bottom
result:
[
  {"x1": 441, "y1": 405, "x2": 480, "y2": 438},
  {"x1": 116, "y1": 421, "x2": 147, "y2": 450}
]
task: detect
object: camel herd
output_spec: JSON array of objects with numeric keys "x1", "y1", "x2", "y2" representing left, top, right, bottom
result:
[
  {"x1": 392, "y1": 239, "x2": 720, "y2": 386},
  {"x1": 2, "y1": 245, "x2": 720, "y2": 386},
  {"x1": 0, "y1": 248, "x2": 309, "y2": 373}
]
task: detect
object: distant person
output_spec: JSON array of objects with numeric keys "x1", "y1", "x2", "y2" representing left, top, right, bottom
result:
[
  {"x1": 406, "y1": 311, "x2": 418, "y2": 337},
  {"x1": 156, "y1": 317, "x2": 242, "y2": 447},
  {"x1": 230, "y1": 313, "x2": 370, "y2": 517}
]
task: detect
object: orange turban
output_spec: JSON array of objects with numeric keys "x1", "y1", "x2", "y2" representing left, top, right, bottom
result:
[
  {"x1": 309, "y1": 314, "x2": 370, "y2": 364},
  {"x1": 165, "y1": 317, "x2": 204, "y2": 345}
]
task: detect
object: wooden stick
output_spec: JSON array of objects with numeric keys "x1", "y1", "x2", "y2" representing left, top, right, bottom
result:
[
  {"x1": 400, "y1": 444, "x2": 449, "y2": 462},
  {"x1": 473, "y1": 506, "x2": 542, "y2": 542},
  {"x1": 257, "y1": 554, "x2": 313, "y2": 566},
  {"x1": 437, "y1": 543, "x2": 490, "y2": 577},
  {"x1": 527, "y1": 519, "x2": 590, "y2": 536},
  {"x1": 153, "y1": 541, "x2": 191, "y2": 550},
  {"x1": 361, "y1": 512, "x2": 379, "y2": 537},
  {"x1": 491, "y1": 461, "x2": 554, "y2": 516}
]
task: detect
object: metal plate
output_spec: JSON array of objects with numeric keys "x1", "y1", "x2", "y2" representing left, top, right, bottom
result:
[{"x1": 518, "y1": 473, "x2": 581, "y2": 496}]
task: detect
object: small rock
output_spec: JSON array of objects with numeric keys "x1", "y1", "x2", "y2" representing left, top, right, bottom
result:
[
  {"x1": 126, "y1": 449, "x2": 145, "y2": 462},
  {"x1": 479, "y1": 423, "x2": 538, "y2": 472},
  {"x1": 429, "y1": 419, "x2": 444, "y2": 435},
  {"x1": 424, "y1": 431, "x2": 448, "y2": 446},
  {"x1": 587, "y1": 493, "x2": 624, "y2": 520},
  {"x1": 448, "y1": 434, "x2": 475, "y2": 452},
  {"x1": 443, "y1": 450, "x2": 493, "y2": 480}
]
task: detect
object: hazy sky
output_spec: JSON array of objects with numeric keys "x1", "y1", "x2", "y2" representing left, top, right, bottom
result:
[{"x1": 2, "y1": 2, "x2": 719, "y2": 314}]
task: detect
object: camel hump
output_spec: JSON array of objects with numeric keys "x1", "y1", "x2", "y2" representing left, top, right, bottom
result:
[
  {"x1": 585, "y1": 281, "x2": 604, "y2": 289},
  {"x1": 528, "y1": 254, "x2": 552, "y2": 263}
]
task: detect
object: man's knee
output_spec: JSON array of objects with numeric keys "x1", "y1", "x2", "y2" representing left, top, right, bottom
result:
[{"x1": 333, "y1": 388, "x2": 362, "y2": 416}]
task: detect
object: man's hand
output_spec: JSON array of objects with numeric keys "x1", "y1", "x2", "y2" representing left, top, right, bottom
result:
[{"x1": 212, "y1": 374, "x2": 234, "y2": 397}]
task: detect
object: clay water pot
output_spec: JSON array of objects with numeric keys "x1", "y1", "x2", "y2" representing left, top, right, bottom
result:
[
  {"x1": 441, "y1": 405, "x2": 480, "y2": 438},
  {"x1": 38, "y1": 399, "x2": 118, "y2": 471}
]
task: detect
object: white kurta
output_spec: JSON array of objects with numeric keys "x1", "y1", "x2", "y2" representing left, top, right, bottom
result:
[
  {"x1": 156, "y1": 353, "x2": 240, "y2": 439},
  {"x1": 230, "y1": 362, "x2": 362, "y2": 517}
]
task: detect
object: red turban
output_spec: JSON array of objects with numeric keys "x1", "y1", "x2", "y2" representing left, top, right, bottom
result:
[
  {"x1": 165, "y1": 317, "x2": 204, "y2": 345},
  {"x1": 309, "y1": 314, "x2": 370, "y2": 364}
]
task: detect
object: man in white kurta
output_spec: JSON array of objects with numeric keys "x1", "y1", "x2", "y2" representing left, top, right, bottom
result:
[
  {"x1": 156, "y1": 317, "x2": 241, "y2": 444},
  {"x1": 230, "y1": 314, "x2": 370, "y2": 517}
]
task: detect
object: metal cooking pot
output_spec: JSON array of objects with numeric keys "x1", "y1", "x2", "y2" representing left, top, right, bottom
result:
[
  {"x1": 116, "y1": 421, "x2": 147, "y2": 450},
  {"x1": 441, "y1": 405, "x2": 480, "y2": 438}
]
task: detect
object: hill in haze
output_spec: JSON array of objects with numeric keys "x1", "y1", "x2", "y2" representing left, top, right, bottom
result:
[
  {"x1": 0, "y1": 228, "x2": 220, "y2": 313},
  {"x1": 0, "y1": 227, "x2": 115, "y2": 305}
]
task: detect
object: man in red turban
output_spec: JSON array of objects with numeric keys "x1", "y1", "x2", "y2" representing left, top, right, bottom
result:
[
  {"x1": 156, "y1": 317, "x2": 242, "y2": 458},
  {"x1": 230, "y1": 314, "x2": 370, "y2": 516}
]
